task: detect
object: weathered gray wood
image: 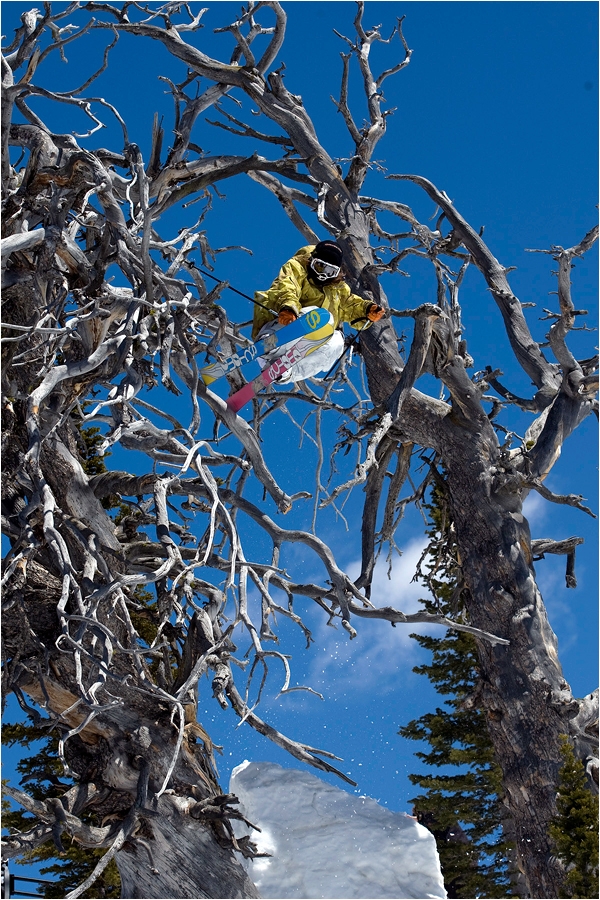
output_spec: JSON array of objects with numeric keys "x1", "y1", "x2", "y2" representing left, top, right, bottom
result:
[{"x1": 0, "y1": 227, "x2": 45, "y2": 261}]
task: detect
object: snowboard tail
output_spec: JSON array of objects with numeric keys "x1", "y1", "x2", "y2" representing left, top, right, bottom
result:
[{"x1": 226, "y1": 323, "x2": 334, "y2": 414}]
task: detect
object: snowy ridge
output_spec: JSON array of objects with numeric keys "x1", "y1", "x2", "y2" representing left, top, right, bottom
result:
[{"x1": 230, "y1": 761, "x2": 447, "y2": 900}]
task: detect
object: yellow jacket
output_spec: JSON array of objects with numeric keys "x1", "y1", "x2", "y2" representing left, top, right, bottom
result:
[{"x1": 252, "y1": 245, "x2": 373, "y2": 338}]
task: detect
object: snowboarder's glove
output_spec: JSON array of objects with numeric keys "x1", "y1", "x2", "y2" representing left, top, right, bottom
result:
[
  {"x1": 367, "y1": 303, "x2": 385, "y2": 322},
  {"x1": 278, "y1": 307, "x2": 298, "y2": 326}
]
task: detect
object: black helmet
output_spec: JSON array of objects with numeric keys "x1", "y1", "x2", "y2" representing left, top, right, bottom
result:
[{"x1": 309, "y1": 241, "x2": 343, "y2": 282}]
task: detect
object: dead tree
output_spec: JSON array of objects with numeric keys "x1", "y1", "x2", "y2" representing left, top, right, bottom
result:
[{"x1": 1, "y1": 4, "x2": 597, "y2": 898}]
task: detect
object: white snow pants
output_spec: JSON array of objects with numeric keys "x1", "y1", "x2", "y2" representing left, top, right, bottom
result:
[{"x1": 256, "y1": 307, "x2": 344, "y2": 383}]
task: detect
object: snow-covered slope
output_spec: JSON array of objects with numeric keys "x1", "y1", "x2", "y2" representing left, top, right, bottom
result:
[{"x1": 230, "y1": 761, "x2": 447, "y2": 900}]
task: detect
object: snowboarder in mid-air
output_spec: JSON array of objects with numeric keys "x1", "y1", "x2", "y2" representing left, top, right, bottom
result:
[{"x1": 252, "y1": 240, "x2": 385, "y2": 382}]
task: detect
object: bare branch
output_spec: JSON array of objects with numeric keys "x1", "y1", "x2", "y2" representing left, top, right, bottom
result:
[
  {"x1": 386, "y1": 304, "x2": 443, "y2": 419},
  {"x1": 226, "y1": 679, "x2": 357, "y2": 786},
  {"x1": 348, "y1": 601, "x2": 510, "y2": 647},
  {"x1": 525, "y1": 478, "x2": 596, "y2": 518},
  {"x1": 531, "y1": 536, "x2": 584, "y2": 588},
  {"x1": 388, "y1": 173, "x2": 561, "y2": 397}
]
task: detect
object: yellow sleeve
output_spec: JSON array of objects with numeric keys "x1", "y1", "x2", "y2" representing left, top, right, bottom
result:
[
  {"x1": 251, "y1": 254, "x2": 309, "y2": 338},
  {"x1": 264, "y1": 257, "x2": 307, "y2": 316},
  {"x1": 337, "y1": 286, "x2": 374, "y2": 329}
]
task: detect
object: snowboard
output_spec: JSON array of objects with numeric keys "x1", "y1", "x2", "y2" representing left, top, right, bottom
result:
[
  {"x1": 200, "y1": 308, "x2": 332, "y2": 385},
  {"x1": 226, "y1": 321, "x2": 335, "y2": 414}
]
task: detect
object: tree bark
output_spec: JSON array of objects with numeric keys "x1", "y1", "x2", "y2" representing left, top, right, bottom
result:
[{"x1": 442, "y1": 433, "x2": 573, "y2": 897}]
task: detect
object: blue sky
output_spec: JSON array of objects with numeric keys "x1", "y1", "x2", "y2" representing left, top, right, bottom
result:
[{"x1": 2, "y1": 0, "x2": 598, "y2": 873}]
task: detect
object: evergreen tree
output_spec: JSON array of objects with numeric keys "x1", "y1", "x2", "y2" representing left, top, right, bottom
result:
[
  {"x1": 399, "y1": 486, "x2": 517, "y2": 899},
  {"x1": 2, "y1": 718, "x2": 121, "y2": 898},
  {"x1": 78, "y1": 424, "x2": 110, "y2": 477},
  {"x1": 549, "y1": 735, "x2": 599, "y2": 899}
]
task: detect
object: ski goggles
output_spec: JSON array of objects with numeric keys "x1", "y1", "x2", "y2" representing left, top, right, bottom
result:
[{"x1": 310, "y1": 257, "x2": 341, "y2": 280}]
